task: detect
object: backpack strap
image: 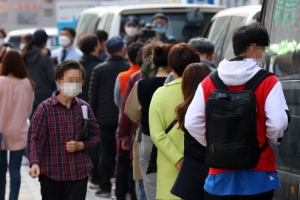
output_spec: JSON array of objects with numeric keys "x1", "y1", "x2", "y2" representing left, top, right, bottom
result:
[
  {"x1": 165, "y1": 119, "x2": 178, "y2": 134},
  {"x1": 209, "y1": 70, "x2": 228, "y2": 90},
  {"x1": 259, "y1": 140, "x2": 269, "y2": 153},
  {"x1": 244, "y1": 70, "x2": 273, "y2": 91}
]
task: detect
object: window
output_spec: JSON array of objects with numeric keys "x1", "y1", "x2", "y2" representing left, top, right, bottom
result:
[
  {"x1": 262, "y1": 0, "x2": 300, "y2": 174},
  {"x1": 103, "y1": 14, "x2": 115, "y2": 33},
  {"x1": 120, "y1": 12, "x2": 215, "y2": 43},
  {"x1": 76, "y1": 14, "x2": 99, "y2": 38}
]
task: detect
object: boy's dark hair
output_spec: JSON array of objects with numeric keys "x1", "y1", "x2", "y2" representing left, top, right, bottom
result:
[
  {"x1": 94, "y1": 30, "x2": 108, "y2": 43},
  {"x1": 61, "y1": 27, "x2": 76, "y2": 37},
  {"x1": 127, "y1": 42, "x2": 144, "y2": 65},
  {"x1": 168, "y1": 43, "x2": 200, "y2": 77},
  {"x1": 232, "y1": 22, "x2": 270, "y2": 56},
  {"x1": 188, "y1": 37, "x2": 214, "y2": 55},
  {"x1": 153, "y1": 44, "x2": 173, "y2": 68},
  {"x1": 152, "y1": 13, "x2": 168, "y2": 23},
  {"x1": 55, "y1": 60, "x2": 86, "y2": 81},
  {"x1": 79, "y1": 34, "x2": 98, "y2": 55},
  {"x1": 292, "y1": 49, "x2": 300, "y2": 63},
  {"x1": 22, "y1": 33, "x2": 33, "y2": 43}
]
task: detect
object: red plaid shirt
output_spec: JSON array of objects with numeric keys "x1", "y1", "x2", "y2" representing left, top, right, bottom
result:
[{"x1": 27, "y1": 91, "x2": 100, "y2": 181}]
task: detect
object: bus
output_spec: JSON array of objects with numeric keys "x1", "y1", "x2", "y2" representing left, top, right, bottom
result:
[{"x1": 260, "y1": 0, "x2": 300, "y2": 199}]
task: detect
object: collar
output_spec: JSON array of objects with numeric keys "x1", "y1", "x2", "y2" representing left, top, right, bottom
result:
[
  {"x1": 81, "y1": 54, "x2": 101, "y2": 61},
  {"x1": 63, "y1": 45, "x2": 75, "y2": 52},
  {"x1": 130, "y1": 64, "x2": 140, "y2": 70},
  {"x1": 165, "y1": 77, "x2": 182, "y2": 86},
  {"x1": 51, "y1": 91, "x2": 81, "y2": 106},
  {"x1": 107, "y1": 55, "x2": 125, "y2": 61}
]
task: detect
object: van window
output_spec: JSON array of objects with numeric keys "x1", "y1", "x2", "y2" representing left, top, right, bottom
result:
[
  {"x1": 76, "y1": 14, "x2": 100, "y2": 38},
  {"x1": 262, "y1": 0, "x2": 300, "y2": 175},
  {"x1": 103, "y1": 14, "x2": 114, "y2": 33},
  {"x1": 222, "y1": 16, "x2": 246, "y2": 60},
  {"x1": 120, "y1": 12, "x2": 215, "y2": 43},
  {"x1": 207, "y1": 16, "x2": 231, "y2": 65}
]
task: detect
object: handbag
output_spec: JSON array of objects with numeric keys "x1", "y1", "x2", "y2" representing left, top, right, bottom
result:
[
  {"x1": 79, "y1": 105, "x2": 101, "y2": 141},
  {"x1": 146, "y1": 119, "x2": 178, "y2": 174}
]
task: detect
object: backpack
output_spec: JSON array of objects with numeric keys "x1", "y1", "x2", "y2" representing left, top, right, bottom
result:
[{"x1": 205, "y1": 69, "x2": 272, "y2": 170}]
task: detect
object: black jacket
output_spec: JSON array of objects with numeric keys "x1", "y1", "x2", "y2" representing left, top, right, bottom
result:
[
  {"x1": 24, "y1": 48, "x2": 56, "y2": 102},
  {"x1": 89, "y1": 56, "x2": 130, "y2": 126},
  {"x1": 78, "y1": 54, "x2": 102, "y2": 103}
]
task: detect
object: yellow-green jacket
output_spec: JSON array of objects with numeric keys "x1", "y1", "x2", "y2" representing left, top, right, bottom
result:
[{"x1": 149, "y1": 78, "x2": 184, "y2": 200}]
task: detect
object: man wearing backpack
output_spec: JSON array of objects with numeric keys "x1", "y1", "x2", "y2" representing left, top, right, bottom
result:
[{"x1": 185, "y1": 23, "x2": 289, "y2": 200}]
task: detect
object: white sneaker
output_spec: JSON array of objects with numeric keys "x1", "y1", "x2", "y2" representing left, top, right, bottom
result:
[{"x1": 89, "y1": 183, "x2": 99, "y2": 189}]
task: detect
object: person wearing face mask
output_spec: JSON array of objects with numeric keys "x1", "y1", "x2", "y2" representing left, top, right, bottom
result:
[
  {"x1": 152, "y1": 13, "x2": 177, "y2": 45},
  {"x1": 21, "y1": 29, "x2": 56, "y2": 119},
  {"x1": 123, "y1": 15, "x2": 141, "y2": 46},
  {"x1": 51, "y1": 27, "x2": 83, "y2": 65},
  {"x1": 27, "y1": 60, "x2": 100, "y2": 200},
  {"x1": 0, "y1": 27, "x2": 10, "y2": 64}
]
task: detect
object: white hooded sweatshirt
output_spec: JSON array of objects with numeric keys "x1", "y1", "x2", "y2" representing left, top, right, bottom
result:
[{"x1": 185, "y1": 58, "x2": 289, "y2": 147}]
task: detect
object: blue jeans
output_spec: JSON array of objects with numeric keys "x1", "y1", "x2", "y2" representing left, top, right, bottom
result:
[
  {"x1": 139, "y1": 180, "x2": 147, "y2": 200},
  {"x1": 0, "y1": 149, "x2": 24, "y2": 200}
]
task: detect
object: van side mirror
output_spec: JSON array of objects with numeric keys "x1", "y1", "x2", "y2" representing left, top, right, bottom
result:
[{"x1": 187, "y1": 10, "x2": 204, "y2": 23}]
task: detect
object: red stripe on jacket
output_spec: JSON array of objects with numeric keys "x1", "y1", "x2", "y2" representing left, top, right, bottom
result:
[{"x1": 201, "y1": 75, "x2": 279, "y2": 174}]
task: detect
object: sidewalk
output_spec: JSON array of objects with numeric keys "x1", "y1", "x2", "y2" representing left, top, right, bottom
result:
[{"x1": 5, "y1": 166, "x2": 114, "y2": 200}]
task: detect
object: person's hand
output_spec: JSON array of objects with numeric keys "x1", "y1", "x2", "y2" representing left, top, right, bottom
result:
[
  {"x1": 176, "y1": 158, "x2": 184, "y2": 170},
  {"x1": 52, "y1": 56, "x2": 58, "y2": 61},
  {"x1": 29, "y1": 164, "x2": 40, "y2": 178},
  {"x1": 66, "y1": 141, "x2": 84, "y2": 153},
  {"x1": 121, "y1": 140, "x2": 130, "y2": 150}
]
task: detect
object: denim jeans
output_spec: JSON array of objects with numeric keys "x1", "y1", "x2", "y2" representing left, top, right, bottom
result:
[
  {"x1": 138, "y1": 180, "x2": 147, "y2": 200},
  {"x1": 0, "y1": 149, "x2": 25, "y2": 200}
]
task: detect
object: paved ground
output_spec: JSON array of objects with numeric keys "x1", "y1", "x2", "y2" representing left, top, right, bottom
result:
[{"x1": 4, "y1": 165, "x2": 114, "y2": 200}]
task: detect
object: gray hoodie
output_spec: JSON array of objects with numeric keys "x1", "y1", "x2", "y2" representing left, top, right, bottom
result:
[{"x1": 24, "y1": 48, "x2": 56, "y2": 102}]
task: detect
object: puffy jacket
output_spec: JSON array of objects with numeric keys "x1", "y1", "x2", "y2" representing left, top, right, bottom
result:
[
  {"x1": 89, "y1": 56, "x2": 130, "y2": 126},
  {"x1": 78, "y1": 54, "x2": 101, "y2": 102}
]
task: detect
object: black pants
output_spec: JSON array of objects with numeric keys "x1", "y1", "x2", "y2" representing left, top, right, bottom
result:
[
  {"x1": 205, "y1": 190, "x2": 274, "y2": 200},
  {"x1": 88, "y1": 142, "x2": 100, "y2": 184},
  {"x1": 39, "y1": 174, "x2": 88, "y2": 200},
  {"x1": 115, "y1": 147, "x2": 137, "y2": 200},
  {"x1": 98, "y1": 125, "x2": 117, "y2": 192}
]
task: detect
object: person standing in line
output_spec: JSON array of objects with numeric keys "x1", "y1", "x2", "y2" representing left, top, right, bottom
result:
[
  {"x1": 149, "y1": 43, "x2": 200, "y2": 200},
  {"x1": 19, "y1": 34, "x2": 33, "y2": 51},
  {"x1": 114, "y1": 42, "x2": 143, "y2": 200},
  {"x1": 185, "y1": 23, "x2": 289, "y2": 200},
  {"x1": 94, "y1": 30, "x2": 109, "y2": 62},
  {"x1": 21, "y1": 29, "x2": 56, "y2": 118},
  {"x1": 151, "y1": 13, "x2": 177, "y2": 44},
  {"x1": 89, "y1": 36, "x2": 130, "y2": 198},
  {"x1": 27, "y1": 60, "x2": 100, "y2": 200},
  {"x1": 171, "y1": 63, "x2": 211, "y2": 200},
  {"x1": 125, "y1": 44, "x2": 173, "y2": 200},
  {"x1": 0, "y1": 50, "x2": 35, "y2": 200},
  {"x1": 51, "y1": 27, "x2": 83, "y2": 64}
]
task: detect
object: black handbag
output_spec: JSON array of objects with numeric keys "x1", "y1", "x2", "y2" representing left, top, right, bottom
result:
[
  {"x1": 79, "y1": 105, "x2": 100, "y2": 141},
  {"x1": 146, "y1": 119, "x2": 178, "y2": 174}
]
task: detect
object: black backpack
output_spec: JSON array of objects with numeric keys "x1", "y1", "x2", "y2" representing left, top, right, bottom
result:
[{"x1": 205, "y1": 70, "x2": 272, "y2": 170}]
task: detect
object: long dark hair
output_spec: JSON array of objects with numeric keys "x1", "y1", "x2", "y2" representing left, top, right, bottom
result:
[
  {"x1": 176, "y1": 63, "x2": 211, "y2": 130},
  {"x1": 0, "y1": 50, "x2": 35, "y2": 89}
]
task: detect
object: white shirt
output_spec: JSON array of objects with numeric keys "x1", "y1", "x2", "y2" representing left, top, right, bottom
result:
[{"x1": 51, "y1": 45, "x2": 83, "y2": 64}]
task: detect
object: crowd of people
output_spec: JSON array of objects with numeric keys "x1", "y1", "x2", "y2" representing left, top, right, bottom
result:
[{"x1": 0, "y1": 11, "x2": 290, "y2": 200}]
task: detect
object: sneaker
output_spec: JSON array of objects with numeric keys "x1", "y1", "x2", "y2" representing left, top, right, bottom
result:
[
  {"x1": 89, "y1": 182, "x2": 99, "y2": 189},
  {"x1": 95, "y1": 190, "x2": 111, "y2": 197}
]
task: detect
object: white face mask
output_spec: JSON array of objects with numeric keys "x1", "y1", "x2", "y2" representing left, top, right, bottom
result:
[
  {"x1": 59, "y1": 36, "x2": 71, "y2": 47},
  {"x1": 60, "y1": 83, "x2": 82, "y2": 98},
  {"x1": 0, "y1": 39, "x2": 4, "y2": 46},
  {"x1": 20, "y1": 43, "x2": 25, "y2": 50},
  {"x1": 125, "y1": 27, "x2": 138, "y2": 37}
]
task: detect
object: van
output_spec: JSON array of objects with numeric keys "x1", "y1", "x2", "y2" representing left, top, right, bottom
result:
[
  {"x1": 203, "y1": 5, "x2": 261, "y2": 66},
  {"x1": 260, "y1": 1, "x2": 300, "y2": 199},
  {"x1": 4, "y1": 27, "x2": 59, "y2": 51},
  {"x1": 75, "y1": 4, "x2": 224, "y2": 44}
]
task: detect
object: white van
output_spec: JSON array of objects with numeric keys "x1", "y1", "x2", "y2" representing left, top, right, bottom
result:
[
  {"x1": 75, "y1": 4, "x2": 224, "y2": 44},
  {"x1": 203, "y1": 5, "x2": 261, "y2": 66},
  {"x1": 4, "y1": 27, "x2": 59, "y2": 50}
]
